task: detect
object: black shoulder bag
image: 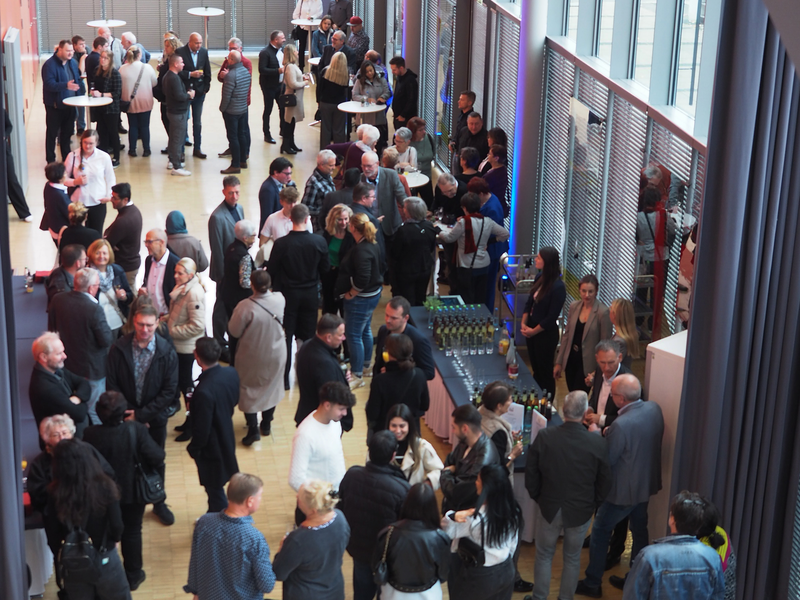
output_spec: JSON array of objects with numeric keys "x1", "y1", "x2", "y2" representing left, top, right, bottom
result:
[
  {"x1": 373, "y1": 525, "x2": 394, "y2": 585},
  {"x1": 456, "y1": 512, "x2": 486, "y2": 567},
  {"x1": 128, "y1": 422, "x2": 166, "y2": 504}
]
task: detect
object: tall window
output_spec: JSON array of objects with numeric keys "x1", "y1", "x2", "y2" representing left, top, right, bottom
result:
[
  {"x1": 567, "y1": 0, "x2": 580, "y2": 41},
  {"x1": 674, "y1": 0, "x2": 706, "y2": 116},
  {"x1": 633, "y1": 0, "x2": 658, "y2": 85},
  {"x1": 596, "y1": 0, "x2": 615, "y2": 63}
]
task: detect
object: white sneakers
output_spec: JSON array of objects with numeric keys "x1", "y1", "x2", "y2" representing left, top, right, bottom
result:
[{"x1": 171, "y1": 168, "x2": 192, "y2": 177}]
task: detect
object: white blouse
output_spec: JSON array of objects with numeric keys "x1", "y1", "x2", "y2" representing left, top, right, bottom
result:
[
  {"x1": 441, "y1": 507, "x2": 517, "y2": 567},
  {"x1": 64, "y1": 149, "x2": 116, "y2": 208}
]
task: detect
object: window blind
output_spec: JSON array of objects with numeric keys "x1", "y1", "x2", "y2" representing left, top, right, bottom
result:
[
  {"x1": 419, "y1": 0, "x2": 439, "y2": 142},
  {"x1": 436, "y1": 0, "x2": 457, "y2": 169},
  {"x1": 173, "y1": 0, "x2": 230, "y2": 51},
  {"x1": 105, "y1": 0, "x2": 167, "y2": 53},
  {"x1": 38, "y1": 0, "x2": 101, "y2": 53},
  {"x1": 495, "y1": 13, "x2": 520, "y2": 212},
  {"x1": 470, "y1": 1, "x2": 488, "y2": 115},
  {"x1": 240, "y1": 0, "x2": 295, "y2": 51}
]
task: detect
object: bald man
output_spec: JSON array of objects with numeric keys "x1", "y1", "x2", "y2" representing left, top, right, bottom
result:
[{"x1": 176, "y1": 32, "x2": 212, "y2": 158}]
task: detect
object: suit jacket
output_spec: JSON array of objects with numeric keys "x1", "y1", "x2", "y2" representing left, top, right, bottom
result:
[
  {"x1": 258, "y1": 177, "x2": 282, "y2": 233},
  {"x1": 208, "y1": 201, "x2": 245, "y2": 283},
  {"x1": 604, "y1": 400, "x2": 664, "y2": 506},
  {"x1": 294, "y1": 335, "x2": 353, "y2": 431},
  {"x1": 320, "y1": 43, "x2": 357, "y2": 74},
  {"x1": 588, "y1": 363, "x2": 633, "y2": 430},
  {"x1": 373, "y1": 323, "x2": 435, "y2": 380},
  {"x1": 525, "y1": 421, "x2": 611, "y2": 527},
  {"x1": 29, "y1": 364, "x2": 91, "y2": 435},
  {"x1": 362, "y1": 167, "x2": 405, "y2": 236},
  {"x1": 555, "y1": 299, "x2": 613, "y2": 376},
  {"x1": 258, "y1": 43, "x2": 282, "y2": 90},
  {"x1": 41, "y1": 184, "x2": 71, "y2": 234},
  {"x1": 47, "y1": 291, "x2": 112, "y2": 380},
  {"x1": 175, "y1": 45, "x2": 211, "y2": 94},
  {"x1": 186, "y1": 365, "x2": 240, "y2": 489},
  {"x1": 45, "y1": 267, "x2": 74, "y2": 311},
  {"x1": 144, "y1": 251, "x2": 180, "y2": 309},
  {"x1": 440, "y1": 433, "x2": 500, "y2": 513}
]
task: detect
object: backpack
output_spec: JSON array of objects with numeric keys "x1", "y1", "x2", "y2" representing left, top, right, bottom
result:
[{"x1": 58, "y1": 525, "x2": 103, "y2": 584}]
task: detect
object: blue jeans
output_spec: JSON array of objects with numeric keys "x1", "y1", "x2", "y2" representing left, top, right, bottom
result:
[
  {"x1": 533, "y1": 507, "x2": 591, "y2": 600},
  {"x1": 344, "y1": 292, "x2": 381, "y2": 375},
  {"x1": 584, "y1": 500, "x2": 650, "y2": 587},
  {"x1": 222, "y1": 112, "x2": 249, "y2": 167},
  {"x1": 127, "y1": 110, "x2": 152, "y2": 153},
  {"x1": 352, "y1": 558, "x2": 378, "y2": 600},
  {"x1": 87, "y1": 377, "x2": 106, "y2": 425}
]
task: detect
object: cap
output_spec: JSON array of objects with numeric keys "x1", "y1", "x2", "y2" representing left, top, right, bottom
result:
[{"x1": 349, "y1": 16, "x2": 363, "y2": 25}]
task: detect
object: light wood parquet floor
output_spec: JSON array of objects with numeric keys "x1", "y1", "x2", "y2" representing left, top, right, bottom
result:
[{"x1": 12, "y1": 53, "x2": 627, "y2": 599}]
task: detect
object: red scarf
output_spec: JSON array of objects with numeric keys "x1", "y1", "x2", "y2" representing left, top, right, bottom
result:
[
  {"x1": 650, "y1": 209, "x2": 668, "y2": 339},
  {"x1": 461, "y1": 213, "x2": 485, "y2": 255}
]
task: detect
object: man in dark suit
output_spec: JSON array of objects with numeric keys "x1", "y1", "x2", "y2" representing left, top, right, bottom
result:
[
  {"x1": 433, "y1": 174, "x2": 467, "y2": 289},
  {"x1": 258, "y1": 30, "x2": 285, "y2": 144},
  {"x1": 140, "y1": 228, "x2": 180, "y2": 317},
  {"x1": 360, "y1": 151, "x2": 405, "y2": 237},
  {"x1": 186, "y1": 337, "x2": 240, "y2": 512},
  {"x1": 209, "y1": 176, "x2": 245, "y2": 358},
  {"x1": 268, "y1": 204, "x2": 329, "y2": 389},
  {"x1": 577, "y1": 374, "x2": 664, "y2": 598},
  {"x1": 319, "y1": 31, "x2": 358, "y2": 74},
  {"x1": 29, "y1": 332, "x2": 91, "y2": 438},
  {"x1": 585, "y1": 339, "x2": 633, "y2": 432},
  {"x1": 258, "y1": 157, "x2": 294, "y2": 232},
  {"x1": 373, "y1": 296, "x2": 435, "y2": 380},
  {"x1": 48, "y1": 268, "x2": 112, "y2": 425},
  {"x1": 526, "y1": 390, "x2": 612, "y2": 600},
  {"x1": 175, "y1": 33, "x2": 212, "y2": 158},
  {"x1": 294, "y1": 313, "x2": 353, "y2": 432},
  {"x1": 106, "y1": 303, "x2": 179, "y2": 526}
]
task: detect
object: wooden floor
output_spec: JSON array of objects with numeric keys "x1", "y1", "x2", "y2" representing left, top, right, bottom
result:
[{"x1": 14, "y1": 54, "x2": 627, "y2": 599}]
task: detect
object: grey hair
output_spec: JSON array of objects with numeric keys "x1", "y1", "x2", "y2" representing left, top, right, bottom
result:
[
  {"x1": 382, "y1": 147, "x2": 399, "y2": 167},
  {"x1": 562, "y1": 391, "x2": 589, "y2": 421},
  {"x1": 332, "y1": 30, "x2": 346, "y2": 41},
  {"x1": 361, "y1": 126, "x2": 380, "y2": 148},
  {"x1": 32, "y1": 331, "x2": 61, "y2": 359},
  {"x1": 74, "y1": 267, "x2": 99, "y2": 292},
  {"x1": 438, "y1": 173, "x2": 457, "y2": 188},
  {"x1": 121, "y1": 32, "x2": 136, "y2": 44},
  {"x1": 228, "y1": 37, "x2": 243, "y2": 48},
  {"x1": 403, "y1": 197, "x2": 427, "y2": 221},
  {"x1": 317, "y1": 149, "x2": 336, "y2": 165},
  {"x1": 147, "y1": 228, "x2": 167, "y2": 243},
  {"x1": 644, "y1": 165, "x2": 662, "y2": 180},
  {"x1": 234, "y1": 219, "x2": 257, "y2": 240},
  {"x1": 595, "y1": 339, "x2": 623, "y2": 355},
  {"x1": 394, "y1": 127, "x2": 412, "y2": 142},
  {"x1": 362, "y1": 150, "x2": 379, "y2": 164},
  {"x1": 39, "y1": 414, "x2": 76, "y2": 441}
]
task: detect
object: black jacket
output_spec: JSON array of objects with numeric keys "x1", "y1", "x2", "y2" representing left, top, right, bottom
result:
[
  {"x1": 268, "y1": 230, "x2": 329, "y2": 293},
  {"x1": 106, "y1": 332, "x2": 179, "y2": 426},
  {"x1": 175, "y1": 45, "x2": 211, "y2": 94},
  {"x1": 432, "y1": 180, "x2": 467, "y2": 220},
  {"x1": 373, "y1": 520, "x2": 450, "y2": 591},
  {"x1": 83, "y1": 420, "x2": 165, "y2": 503},
  {"x1": 221, "y1": 240, "x2": 254, "y2": 310},
  {"x1": 48, "y1": 291, "x2": 113, "y2": 380},
  {"x1": 338, "y1": 462, "x2": 410, "y2": 563},
  {"x1": 258, "y1": 44, "x2": 282, "y2": 89},
  {"x1": 366, "y1": 363, "x2": 430, "y2": 429},
  {"x1": 525, "y1": 421, "x2": 612, "y2": 528},
  {"x1": 294, "y1": 335, "x2": 353, "y2": 431},
  {"x1": 45, "y1": 267, "x2": 74, "y2": 311},
  {"x1": 349, "y1": 203, "x2": 387, "y2": 270},
  {"x1": 41, "y1": 184, "x2": 70, "y2": 233},
  {"x1": 258, "y1": 176, "x2": 282, "y2": 232},
  {"x1": 29, "y1": 364, "x2": 91, "y2": 436},
  {"x1": 392, "y1": 69, "x2": 418, "y2": 121},
  {"x1": 373, "y1": 323, "x2": 436, "y2": 380},
  {"x1": 187, "y1": 365, "x2": 240, "y2": 488},
  {"x1": 58, "y1": 225, "x2": 101, "y2": 252},
  {"x1": 391, "y1": 219, "x2": 438, "y2": 281},
  {"x1": 335, "y1": 238, "x2": 383, "y2": 296},
  {"x1": 588, "y1": 363, "x2": 633, "y2": 430},
  {"x1": 523, "y1": 276, "x2": 567, "y2": 332},
  {"x1": 441, "y1": 433, "x2": 500, "y2": 513},
  {"x1": 144, "y1": 250, "x2": 180, "y2": 311},
  {"x1": 320, "y1": 43, "x2": 357, "y2": 74}
]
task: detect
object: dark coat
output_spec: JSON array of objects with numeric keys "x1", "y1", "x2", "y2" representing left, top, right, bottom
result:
[
  {"x1": 294, "y1": 335, "x2": 352, "y2": 431},
  {"x1": 391, "y1": 69, "x2": 418, "y2": 121},
  {"x1": 268, "y1": 230, "x2": 329, "y2": 293},
  {"x1": 29, "y1": 364, "x2": 91, "y2": 436},
  {"x1": 45, "y1": 267, "x2": 74, "y2": 311},
  {"x1": 104, "y1": 203, "x2": 143, "y2": 273},
  {"x1": 373, "y1": 323, "x2": 436, "y2": 380},
  {"x1": 83, "y1": 420, "x2": 165, "y2": 503},
  {"x1": 349, "y1": 203, "x2": 387, "y2": 270},
  {"x1": 390, "y1": 219, "x2": 438, "y2": 282},
  {"x1": 361, "y1": 168, "x2": 405, "y2": 236},
  {"x1": 441, "y1": 433, "x2": 500, "y2": 513},
  {"x1": 338, "y1": 462, "x2": 410, "y2": 563},
  {"x1": 372, "y1": 520, "x2": 451, "y2": 590},
  {"x1": 525, "y1": 421, "x2": 611, "y2": 528},
  {"x1": 258, "y1": 43, "x2": 282, "y2": 90},
  {"x1": 175, "y1": 45, "x2": 211, "y2": 94},
  {"x1": 48, "y1": 290, "x2": 113, "y2": 380},
  {"x1": 186, "y1": 365, "x2": 240, "y2": 488},
  {"x1": 588, "y1": 363, "x2": 633, "y2": 430},
  {"x1": 335, "y1": 239, "x2": 383, "y2": 296},
  {"x1": 58, "y1": 225, "x2": 101, "y2": 252},
  {"x1": 320, "y1": 43, "x2": 357, "y2": 74},
  {"x1": 366, "y1": 364, "x2": 430, "y2": 428},
  {"x1": 144, "y1": 250, "x2": 180, "y2": 310},
  {"x1": 106, "y1": 332, "x2": 179, "y2": 426},
  {"x1": 208, "y1": 200, "x2": 244, "y2": 283},
  {"x1": 41, "y1": 184, "x2": 70, "y2": 233},
  {"x1": 258, "y1": 177, "x2": 282, "y2": 233},
  {"x1": 221, "y1": 239, "x2": 254, "y2": 311}
]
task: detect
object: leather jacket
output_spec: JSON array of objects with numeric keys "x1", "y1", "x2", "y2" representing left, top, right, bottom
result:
[
  {"x1": 373, "y1": 520, "x2": 451, "y2": 592},
  {"x1": 440, "y1": 432, "x2": 500, "y2": 513}
]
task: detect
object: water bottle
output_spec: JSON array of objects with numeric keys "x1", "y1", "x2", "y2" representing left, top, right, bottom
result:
[{"x1": 522, "y1": 406, "x2": 532, "y2": 446}]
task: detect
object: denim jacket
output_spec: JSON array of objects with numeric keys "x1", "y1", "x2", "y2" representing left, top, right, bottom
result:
[{"x1": 623, "y1": 535, "x2": 725, "y2": 600}]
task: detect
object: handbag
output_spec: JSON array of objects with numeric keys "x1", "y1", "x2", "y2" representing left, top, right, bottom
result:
[
  {"x1": 278, "y1": 93, "x2": 298, "y2": 108},
  {"x1": 456, "y1": 513, "x2": 485, "y2": 567},
  {"x1": 128, "y1": 423, "x2": 167, "y2": 504},
  {"x1": 120, "y1": 63, "x2": 145, "y2": 113},
  {"x1": 372, "y1": 525, "x2": 394, "y2": 585},
  {"x1": 291, "y1": 25, "x2": 304, "y2": 40}
]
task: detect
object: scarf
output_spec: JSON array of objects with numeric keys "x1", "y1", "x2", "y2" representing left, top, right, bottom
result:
[
  {"x1": 461, "y1": 213, "x2": 485, "y2": 255},
  {"x1": 165, "y1": 210, "x2": 188, "y2": 235}
]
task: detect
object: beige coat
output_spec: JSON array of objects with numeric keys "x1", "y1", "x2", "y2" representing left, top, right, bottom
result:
[
  {"x1": 166, "y1": 276, "x2": 206, "y2": 354},
  {"x1": 555, "y1": 298, "x2": 612, "y2": 376},
  {"x1": 399, "y1": 438, "x2": 444, "y2": 490},
  {"x1": 227, "y1": 291, "x2": 287, "y2": 413},
  {"x1": 283, "y1": 63, "x2": 306, "y2": 123}
]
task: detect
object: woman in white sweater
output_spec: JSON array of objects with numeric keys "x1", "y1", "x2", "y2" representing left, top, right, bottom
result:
[{"x1": 281, "y1": 44, "x2": 311, "y2": 155}]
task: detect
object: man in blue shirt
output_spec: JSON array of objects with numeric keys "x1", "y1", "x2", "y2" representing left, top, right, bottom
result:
[
  {"x1": 185, "y1": 472, "x2": 276, "y2": 600},
  {"x1": 41, "y1": 39, "x2": 84, "y2": 163}
]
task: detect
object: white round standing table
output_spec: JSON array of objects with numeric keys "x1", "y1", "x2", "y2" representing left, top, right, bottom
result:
[
  {"x1": 308, "y1": 57, "x2": 321, "y2": 67},
  {"x1": 403, "y1": 171, "x2": 430, "y2": 189},
  {"x1": 63, "y1": 96, "x2": 112, "y2": 127},
  {"x1": 291, "y1": 18, "x2": 322, "y2": 28},
  {"x1": 87, "y1": 19, "x2": 127, "y2": 28},
  {"x1": 187, "y1": 7, "x2": 225, "y2": 50},
  {"x1": 337, "y1": 101, "x2": 386, "y2": 114}
]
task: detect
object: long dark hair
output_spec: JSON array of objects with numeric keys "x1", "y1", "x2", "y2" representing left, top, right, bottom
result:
[
  {"x1": 48, "y1": 439, "x2": 119, "y2": 526},
  {"x1": 385, "y1": 333, "x2": 414, "y2": 371},
  {"x1": 530, "y1": 246, "x2": 561, "y2": 300},
  {"x1": 400, "y1": 483, "x2": 441, "y2": 530},
  {"x1": 474, "y1": 463, "x2": 522, "y2": 547},
  {"x1": 696, "y1": 496, "x2": 726, "y2": 550}
]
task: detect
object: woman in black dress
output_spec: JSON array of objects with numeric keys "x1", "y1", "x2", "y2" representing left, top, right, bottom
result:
[{"x1": 91, "y1": 50, "x2": 122, "y2": 167}]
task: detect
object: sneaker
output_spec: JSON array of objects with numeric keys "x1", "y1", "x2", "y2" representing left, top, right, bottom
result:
[
  {"x1": 167, "y1": 161, "x2": 173, "y2": 170},
  {"x1": 575, "y1": 580, "x2": 603, "y2": 598},
  {"x1": 152, "y1": 503, "x2": 175, "y2": 526},
  {"x1": 22, "y1": 215, "x2": 33, "y2": 222},
  {"x1": 111, "y1": 159, "x2": 120, "y2": 168},
  {"x1": 171, "y1": 168, "x2": 192, "y2": 177},
  {"x1": 128, "y1": 150, "x2": 137, "y2": 157},
  {"x1": 349, "y1": 377, "x2": 365, "y2": 390},
  {"x1": 161, "y1": 148, "x2": 169, "y2": 155}
]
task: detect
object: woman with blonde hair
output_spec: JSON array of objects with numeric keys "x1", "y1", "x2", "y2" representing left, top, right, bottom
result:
[
  {"x1": 119, "y1": 45, "x2": 158, "y2": 157},
  {"x1": 610, "y1": 298, "x2": 640, "y2": 368},
  {"x1": 274, "y1": 479, "x2": 350, "y2": 599},
  {"x1": 336, "y1": 212, "x2": 383, "y2": 384},
  {"x1": 318, "y1": 52, "x2": 350, "y2": 148},
  {"x1": 87, "y1": 238, "x2": 132, "y2": 337},
  {"x1": 59, "y1": 201, "x2": 101, "y2": 251},
  {"x1": 281, "y1": 44, "x2": 311, "y2": 155},
  {"x1": 91, "y1": 50, "x2": 122, "y2": 166},
  {"x1": 321, "y1": 203, "x2": 355, "y2": 316},
  {"x1": 155, "y1": 37, "x2": 182, "y2": 139}
]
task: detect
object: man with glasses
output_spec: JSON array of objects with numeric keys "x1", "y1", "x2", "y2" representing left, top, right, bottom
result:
[
  {"x1": 45, "y1": 244, "x2": 87, "y2": 310},
  {"x1": 576, "y1": 374, "x2": 664, "y2": 598},
  {"x1": 107, "y1": 304, "x2": 179, "y2": 526},
  {"x1": 258, "y1": 157, "x2": 295, "y2": 232},
  {"x1": 140, "y1": 228, "x2": 180, "y2": 317}
]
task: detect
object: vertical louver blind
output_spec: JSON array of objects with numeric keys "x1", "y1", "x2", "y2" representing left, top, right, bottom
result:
[
  {"x1": 39, "y1": 0, "x2": 101, "y2": 53},
  {"x1": 174, "y1": 0, "x2": 231, "y2": 50},
  {"x1": 470, "y1": 1, "x2": 487, "y2": 114},
  {"x1": 240, "y1": 0, "x2": 294, "y2": 50},
  {"x1": 419, "y1": 0, "x2": 439, "y2": 142},
  {"x1": 436, "y1": 0, "x2": 457, "y2": 169},
  {"x1": 105, "y1": 0, "x2": 166, "y2": 52},
  {"x1": 352, "y1": 0, "x2": 375, "y2": 48},
  {"x1": 494, "y1": 13, "x2": 520, "y2": 212}
]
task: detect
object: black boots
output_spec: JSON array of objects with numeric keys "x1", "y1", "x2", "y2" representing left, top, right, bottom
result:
[{"x1": 242, "y1": 413, "x2": 261, "y2": 446}]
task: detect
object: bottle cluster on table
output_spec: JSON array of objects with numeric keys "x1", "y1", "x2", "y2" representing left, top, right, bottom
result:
[{"x1": 432, "y1": 305, "x2": 498, "y2": 357}]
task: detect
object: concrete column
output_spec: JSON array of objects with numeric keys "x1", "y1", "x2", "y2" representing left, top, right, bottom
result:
[{"x1": 510, "y1": 0, "x2": 548, "y2": 254}]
